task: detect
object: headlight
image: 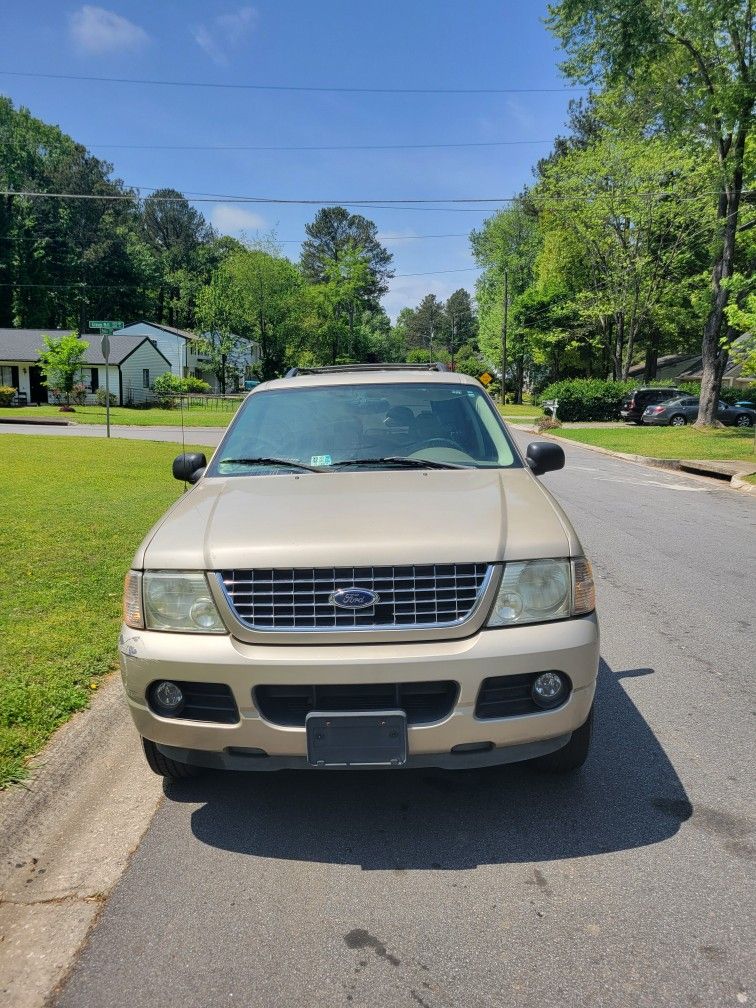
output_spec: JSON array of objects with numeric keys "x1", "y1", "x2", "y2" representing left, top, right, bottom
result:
[
  {"x1": 487, "y1": 558, "x2": 595, "y2": 627},
  {"x1": 141, "y1": 571, "x2": 226, "y2": 633}
]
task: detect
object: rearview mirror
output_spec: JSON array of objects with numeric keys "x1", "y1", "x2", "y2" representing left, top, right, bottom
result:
[
  {"x1": 172, "y1": 452, "x2": 207, "y2": 483},
  {"x1": 525, "y1": 441, "x2": 565, "y2": 476}
]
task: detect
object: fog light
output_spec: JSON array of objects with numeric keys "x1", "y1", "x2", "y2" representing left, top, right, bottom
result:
[
  {"x1": 531, "y1": 672, "x2": 565, "y2": 709},
  {"x1": 152, "y1": 680, "x2": 184, "y2": 714}
]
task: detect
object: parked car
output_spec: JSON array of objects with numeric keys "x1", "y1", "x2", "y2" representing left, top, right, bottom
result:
[
  {"x1": 620, "y1": 387, "x2": 685, "y2": 424},
  {"x1": 643, "y1": 397, "x2": 755, "y2": 427},
  {"x1": 120, "y1": 363, "x2": 599, "y2": 780}
]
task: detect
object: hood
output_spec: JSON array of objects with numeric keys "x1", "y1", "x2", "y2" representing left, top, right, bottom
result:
[{"x1": 136, "y1": 468, "x2": 572, "y2": 570}]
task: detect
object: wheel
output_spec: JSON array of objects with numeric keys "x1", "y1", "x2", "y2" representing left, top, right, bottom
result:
[
  {"x1": 735, "y1": 414, "x2": 753, "y2": 428},
  {"x1": 669, "y1": 414, "x2": 687, "y2": 427},
  {"x1": 532, "y1": 706, "x2": 593, "y2": 773},
  {"x1": 141, "y1": 738, "x2": 201, "y2": 779}
]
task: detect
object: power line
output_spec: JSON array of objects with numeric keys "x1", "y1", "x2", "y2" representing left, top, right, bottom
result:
[
  {"x1": 85, "y1": 139, "x2": 555, "y2": 152},
  {"x1": 0, "y1": 69, "x2": 586, "y2": 96},
  {"x1": 0, "y1": 266, "x2": 480, "y2": 289}
]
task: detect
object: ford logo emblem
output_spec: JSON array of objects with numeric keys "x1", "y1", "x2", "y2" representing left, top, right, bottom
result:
[{"x1": 329, "y1": 588, "x2": 379, "y2": 609}]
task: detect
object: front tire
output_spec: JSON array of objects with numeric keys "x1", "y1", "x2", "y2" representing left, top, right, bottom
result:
[
  {"x1": 533, "y1": 706, "x2": 593, "y2": 773},
  {"x1": 142, "y1": 738, "x2": 201, "y2": 779}
]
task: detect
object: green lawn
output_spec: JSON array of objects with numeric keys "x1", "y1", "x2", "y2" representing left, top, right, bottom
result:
[
  {"x1": 0, "y1": 435, "x2": 211, "y2": 787},
  {"x1": 552, "y1": 425, "x2": 756, "y2": 462},
  {"x1": 498, "y1": 403, "x2": 542, "y2": 417},
  {"x1": 0, "y1": 403, "x2": 239, "y2": 427}
]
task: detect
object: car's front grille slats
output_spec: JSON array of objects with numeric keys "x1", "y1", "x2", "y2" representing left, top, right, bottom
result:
[
  {"x1": 255, "y1": 681, "x2": 458, "y2": 726},
  {"x1": 219, "y1": 563, "x2": 490, "y2": 631}
]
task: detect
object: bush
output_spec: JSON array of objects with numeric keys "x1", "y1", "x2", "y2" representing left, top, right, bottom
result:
[
  {"x1": 95, "y1": 386, "x2": 117, "y2": 407},
  {"x1": 535, "y1": 415, "x2": 562, "y2": 432},
  {"x1": 70, "y1": 382, "x2": 87, "y2": 405},
  {"x1": 0, "y1": 386, "x2": 16, "y2": 406},
  {"x1": 151, "y1": 372, "x2": 211, "y2": 407},
  {"x1": 539, "y1": 379, "x2": 637, "y2": 422}
]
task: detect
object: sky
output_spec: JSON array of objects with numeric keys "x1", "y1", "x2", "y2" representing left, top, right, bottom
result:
[{"x1": 0, "y1": 1, "x2": 578, "y2": 319}]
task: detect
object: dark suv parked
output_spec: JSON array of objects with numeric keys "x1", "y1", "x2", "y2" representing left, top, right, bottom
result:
[{"x1": 620, "y1": 388, "x2": 684, "y2": 424}]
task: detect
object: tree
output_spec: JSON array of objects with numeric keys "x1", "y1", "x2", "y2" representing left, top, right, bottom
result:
[
  {"x1": 37, "y1": 333, "x2": 89, "y2": 407},
  {"x1": 547, "y1": 0, "x2": 755, "y2": 424},
  {"x1": 195, "y1": 271, "x2": 241, "y2": 394},
  {"x1": 300, "y1": 206, "x2": 393, "y2": 306},
  {"x1": 402, "y1": 294, "x2": 446, "y2": 354},
  {"x1": 444, "y1": 289, "x2": 478, "y2": 362}
]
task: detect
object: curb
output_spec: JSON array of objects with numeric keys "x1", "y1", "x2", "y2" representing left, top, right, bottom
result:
[
  {"x1": 731, "y1": 475, "x2": 756, "y2": 495},
  {"x1": 0, "y1": 675, "x2": 162, "y2": 1008},
  {"x1": 510, "y1": 424, "x2": 756, "y2": 492},
  {"x1": 0, "y1": 417, "x2": 71, "y2": 427}
]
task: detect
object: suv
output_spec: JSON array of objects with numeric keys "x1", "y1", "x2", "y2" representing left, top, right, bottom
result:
[
  {"x1": 120, "y1": 364, "x2": 599, "y2": 778},
  {"x1": 620, "y1": 387, "x2": 684, "y2": 424}
]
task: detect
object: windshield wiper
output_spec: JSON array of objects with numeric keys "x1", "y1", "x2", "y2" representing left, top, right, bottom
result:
[
  {"x1": 328, "y1": 456, "x2": 469, "y2": 470},
  {"x1": 219, "y1": 457, "x2": 321, "y2": 472}
]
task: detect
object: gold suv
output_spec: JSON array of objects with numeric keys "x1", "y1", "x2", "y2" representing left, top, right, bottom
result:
[{"x1": 120, "y1": 364, "x2": 598, "y2": 778}]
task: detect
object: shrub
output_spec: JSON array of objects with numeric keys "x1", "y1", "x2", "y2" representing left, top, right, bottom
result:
[
  {"x1": 95, "y1": 386, "x2": 117, "y2": 407},
  {"x1": 535, "y1": 415, "x2": 562, "y2": 432},
  {"x1": 70, "y1": 382, "x2": 87, "y2": 405},
  {"x1": 151, "y1": 372, "x2": 211, "y2": 407},
  {"x1": 0, "y1": 386, "x2": 16, "y2": 406},
  {"x1": 539, "y1": 379, "x2": 637, "y2": 422}
]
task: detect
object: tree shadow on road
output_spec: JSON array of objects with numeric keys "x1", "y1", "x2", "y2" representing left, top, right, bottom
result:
[{"x1": 167, "y1": 659, "x2": 692, "y2": 869}]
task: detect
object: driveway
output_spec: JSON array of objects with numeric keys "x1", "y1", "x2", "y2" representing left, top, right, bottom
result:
[{"x1": 34, "y1": 432, "x2": 756, "y2": 1007}]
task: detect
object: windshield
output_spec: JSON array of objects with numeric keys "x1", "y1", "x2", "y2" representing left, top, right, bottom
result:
[{"x1": 209, "y1": 382, "x2": 519, "y2": 475}]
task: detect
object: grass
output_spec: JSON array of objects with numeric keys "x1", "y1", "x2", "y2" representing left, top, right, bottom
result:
[
  {"x1": 0, "y1": 435, "x2": 211, "y2": 787},
  {"x1": 549, "y1": 425, "x2": 756, "y2": 462},
  {"x1": 0, "y1": 403, "x2": 239, "y2": 427},
  {"x1": 497, "y1": 403, "x2": 542, "y2": 417}
]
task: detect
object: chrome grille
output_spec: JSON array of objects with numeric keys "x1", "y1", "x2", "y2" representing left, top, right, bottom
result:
[{"x1": 218, "y1": 564, "x2": 491, "y2": 631}]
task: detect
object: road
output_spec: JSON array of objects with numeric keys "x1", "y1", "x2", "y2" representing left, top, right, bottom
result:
[{"x1": 53, "y1": 432, "x2": 755, "y2": 1008}]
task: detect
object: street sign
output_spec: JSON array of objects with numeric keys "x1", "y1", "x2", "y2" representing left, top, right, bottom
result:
[
  {"x1": 89, "y1": 320, "x2": 123, "y2": 333},
  {"x1": 479, "y1": 372, "x2": 492, "y2": 386}
]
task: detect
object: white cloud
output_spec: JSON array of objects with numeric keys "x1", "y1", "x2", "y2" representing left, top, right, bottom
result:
[
  {"x1": 192, "y1": 7, "x2": 257, "y2": 65},
  {"x1": 69, "y1": 6, "x2": 149, "y2": 54},
  {"x1": 212, "y1": 205, "x2": 267, "y2": 234}
]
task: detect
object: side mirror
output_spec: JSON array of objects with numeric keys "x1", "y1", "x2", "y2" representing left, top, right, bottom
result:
[
  {"x1": 172, "y1": 452, "x2": 207, "y2": 484},
  {"x1": 525, "y1": 441, "x2": 565, "y2": 476}
]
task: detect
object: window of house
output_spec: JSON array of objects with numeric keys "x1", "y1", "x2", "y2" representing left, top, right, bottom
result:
[
  {"x1": 89, "y1": 368, "x2": 99, "y2": 393},
  {"x1": 0, "y1": 365, "x2": 16, "y2": 386},
  {"x1": 142, "y1": 369, "x2": 150, "y2": 389}
]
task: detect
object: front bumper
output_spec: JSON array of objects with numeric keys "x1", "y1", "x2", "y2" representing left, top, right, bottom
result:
[{"x1": 119, "y1": 614, "x2": 599, "y2": 769}]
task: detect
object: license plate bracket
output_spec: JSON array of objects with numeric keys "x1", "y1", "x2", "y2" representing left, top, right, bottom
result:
[{"x1": 306, "y1": 710, "x2": 407, "y2": 767}]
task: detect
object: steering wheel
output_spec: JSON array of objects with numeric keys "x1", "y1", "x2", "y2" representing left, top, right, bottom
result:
[{"x1": 418, "y1": 437, "x2": 464, "y2": 451}]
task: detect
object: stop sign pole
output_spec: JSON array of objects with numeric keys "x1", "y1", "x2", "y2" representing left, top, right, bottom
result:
[
  {"x1": 89, "y1": 321, "x2": 122, "y2": 438},
  {"x1": 101, "y1": 332, "x2": 111, "y2": 438}
]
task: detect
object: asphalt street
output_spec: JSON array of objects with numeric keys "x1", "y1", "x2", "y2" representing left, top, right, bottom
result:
[{"x1": 54, "y1": 432, "x2": 755, "y2": 1008}]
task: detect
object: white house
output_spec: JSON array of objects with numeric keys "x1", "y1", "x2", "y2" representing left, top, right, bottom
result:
[
  {"x1": 115, "y1": 321, "x2": 260, "y2": 393},
  {"x1": 0, "y1": 328, "x2": 172, "y2": 405}
]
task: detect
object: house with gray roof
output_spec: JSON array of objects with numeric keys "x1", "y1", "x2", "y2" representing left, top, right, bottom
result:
[
  {"x1": 0, "y1": 328, "x2": 172, "y2": 405},
  {"x1": 115, "y1": 321, "x2": 260, "y2": 393}
]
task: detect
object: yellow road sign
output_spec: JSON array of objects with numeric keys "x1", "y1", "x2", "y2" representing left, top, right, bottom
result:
[{"x1": 479, "y1": 372, "x2": 492, "y2": 386}]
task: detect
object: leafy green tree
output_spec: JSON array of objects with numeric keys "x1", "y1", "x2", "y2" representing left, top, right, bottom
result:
[
  {"x1": 444, "y1": 289, "x2": 478, "y2": 359},
  {"x1": 37, "y1": 333, "x2": 89, "y2": 406},
  {"x1": 300, "y1": 207, "x2": 393, "y2": 307},
  {"x1": 547, "y1": 0, "x2": 755, "y2": 424}
]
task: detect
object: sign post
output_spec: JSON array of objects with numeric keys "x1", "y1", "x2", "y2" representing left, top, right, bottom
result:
[{"x1": 89, "y1": 321, "x2": 123, "y2": 439}]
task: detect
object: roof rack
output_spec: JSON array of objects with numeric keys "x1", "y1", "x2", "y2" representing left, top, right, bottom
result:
[{"x1": 284, "y1": 362, "x2": 450, "y2": 377}]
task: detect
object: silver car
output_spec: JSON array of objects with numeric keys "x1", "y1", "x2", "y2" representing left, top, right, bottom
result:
[{"x1": 643, "y1": 397, "x2": 755, "y2": 427}]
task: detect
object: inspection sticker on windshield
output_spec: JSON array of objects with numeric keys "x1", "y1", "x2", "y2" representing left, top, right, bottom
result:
[{"x1": 311, "y1": 455, "x2": 333, "y2": 466}]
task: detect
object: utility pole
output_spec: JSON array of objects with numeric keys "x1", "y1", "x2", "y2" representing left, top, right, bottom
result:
[
  {"x1": 450, "y1": 315, "x2": 456, "y2": 370},
  {"x1": 500, "y1": 269, "x2": 508, "y2": 404},
  {"x1": 429, "y1": 324, "x2": 434, "y2": 363}
]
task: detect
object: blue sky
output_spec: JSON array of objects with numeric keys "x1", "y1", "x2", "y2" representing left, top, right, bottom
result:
[{"x1": 1, "y1": 2, "x2": 577, "y2": 318}]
